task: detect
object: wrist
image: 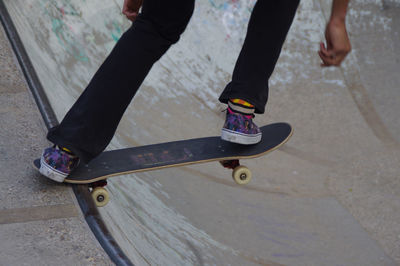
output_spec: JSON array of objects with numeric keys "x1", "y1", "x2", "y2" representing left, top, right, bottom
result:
[
  {"x1": 330, "y1": 0, "x2": 349, "y2": 24},
  {"x1": 329, "y1": 15, "x2": 346, "y2": 26}
]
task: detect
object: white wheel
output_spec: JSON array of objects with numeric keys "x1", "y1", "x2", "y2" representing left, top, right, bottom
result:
[
  {"x1": 91, "y1": 187, "x2": 110, "y2": 207},
  {"x1": 232, "y1": 166, "x2": 252, "y2": 185}
]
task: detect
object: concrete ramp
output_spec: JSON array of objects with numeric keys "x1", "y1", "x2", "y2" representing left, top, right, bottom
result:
[{"x1": 3, "y1": 0, "x2": 400, "y2": 264}]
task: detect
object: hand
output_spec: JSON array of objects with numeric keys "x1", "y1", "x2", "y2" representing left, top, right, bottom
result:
[
  {"x1": 122, "y1": 0, "x2": 143, "y2": 22},
  {"x1": 318, "y1": 19, "x2": 351, "y2": 67}
]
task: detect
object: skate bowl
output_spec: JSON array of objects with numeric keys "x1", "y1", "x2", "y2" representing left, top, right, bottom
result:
[{"x1": 1, "y1": 0, "x2": 400, "y2": 265}]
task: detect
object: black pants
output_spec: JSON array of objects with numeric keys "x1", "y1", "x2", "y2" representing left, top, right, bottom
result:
[{"x1": 48, "y1": 0, "x2": 299, "y2": 163}]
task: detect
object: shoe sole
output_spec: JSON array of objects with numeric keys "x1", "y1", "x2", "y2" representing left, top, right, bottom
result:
[
  {"x1": 221, "y1": 128, "x2": 262, "y2": 145},
  {"x1": 39, "y1": 157, "x2": 68, "y2": 183}
]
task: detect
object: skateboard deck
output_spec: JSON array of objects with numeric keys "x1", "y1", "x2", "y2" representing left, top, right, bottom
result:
[{"x1": 34, "y1": 123, "x2": 292, "y2": 185}]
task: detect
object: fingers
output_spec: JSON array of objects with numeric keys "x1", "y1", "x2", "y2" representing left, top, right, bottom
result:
[
  {"x1": 122, "y1": 10, "x2": 138, "y2": 22},
  {"x1": 318, "y1": 42, "x2": 346, "y2": 67},
  {"x1": 318, "y1": 51, "x2": 338, "y2": 67},
  {"x1": 319, "y1": 42, "x2": 332, "y2": 57},
  {"x1": 122, "y1": 0, "x2": 142, "y2": 22}
]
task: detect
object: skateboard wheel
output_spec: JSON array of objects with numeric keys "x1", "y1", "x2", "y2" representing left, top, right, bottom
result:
[
  {"x1": 232, "y1": 166, "x2": 252, "y2": 185},
  {"x1": 91, "y1": 187, "x2": 110, "y2": 207}
]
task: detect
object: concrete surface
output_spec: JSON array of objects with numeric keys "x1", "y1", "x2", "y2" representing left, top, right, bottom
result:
[
  {"x1": 0, "y1": 23, "x2": 111, "y2": 265},
  {"x1": 2, "y1": 0, "x2": 400, "y2": 265}
]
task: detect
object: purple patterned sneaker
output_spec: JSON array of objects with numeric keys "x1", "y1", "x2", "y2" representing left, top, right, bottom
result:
[
  {"x1": 39, "y1": 146, "x2": 80, "y2": 182},
  {"x1": 221, "y1": 108, "x2": 262, "y2": 145}
]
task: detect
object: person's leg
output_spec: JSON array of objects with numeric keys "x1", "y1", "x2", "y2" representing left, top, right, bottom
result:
[
  {"x1": 219, "y1": 0, "x2": 300, "y2": 114},
  {"x1": 47, "y1": 0, "x2": 195, "y2": 163},
  {"x1": 40, "y1": 0, "x2": 195, "y2": 182}
]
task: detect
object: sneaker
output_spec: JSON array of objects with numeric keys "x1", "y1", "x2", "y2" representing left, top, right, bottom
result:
[
  {"x1": 221, "y1": 107, "x2": 262, "y2": 145},
  {"x1": 39, "y1": 146, "x2": 80, "y2": 182}
]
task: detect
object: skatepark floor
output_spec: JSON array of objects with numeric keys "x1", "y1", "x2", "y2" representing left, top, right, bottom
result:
[{"x1": 0, "y1": 24, "x2": 111, "y2": 265}]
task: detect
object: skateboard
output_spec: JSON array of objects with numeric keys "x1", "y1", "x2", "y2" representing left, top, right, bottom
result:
[{"x1": 34, "y1": 123, "x2": 292, "y2": 207}]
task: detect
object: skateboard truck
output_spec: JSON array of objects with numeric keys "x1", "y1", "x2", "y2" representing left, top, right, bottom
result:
[{"x1": 220, "y1": 160, "x2": 252, "y2": 185}]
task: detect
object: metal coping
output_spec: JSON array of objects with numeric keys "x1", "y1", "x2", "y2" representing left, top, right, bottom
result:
[{"x1": 0, "y1": 2, "x2": 133, "y2": 265}]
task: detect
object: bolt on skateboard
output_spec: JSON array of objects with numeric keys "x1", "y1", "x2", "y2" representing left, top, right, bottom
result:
[{"x1": 34, "y1": 123, "x2": 292, "y2": 207}]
